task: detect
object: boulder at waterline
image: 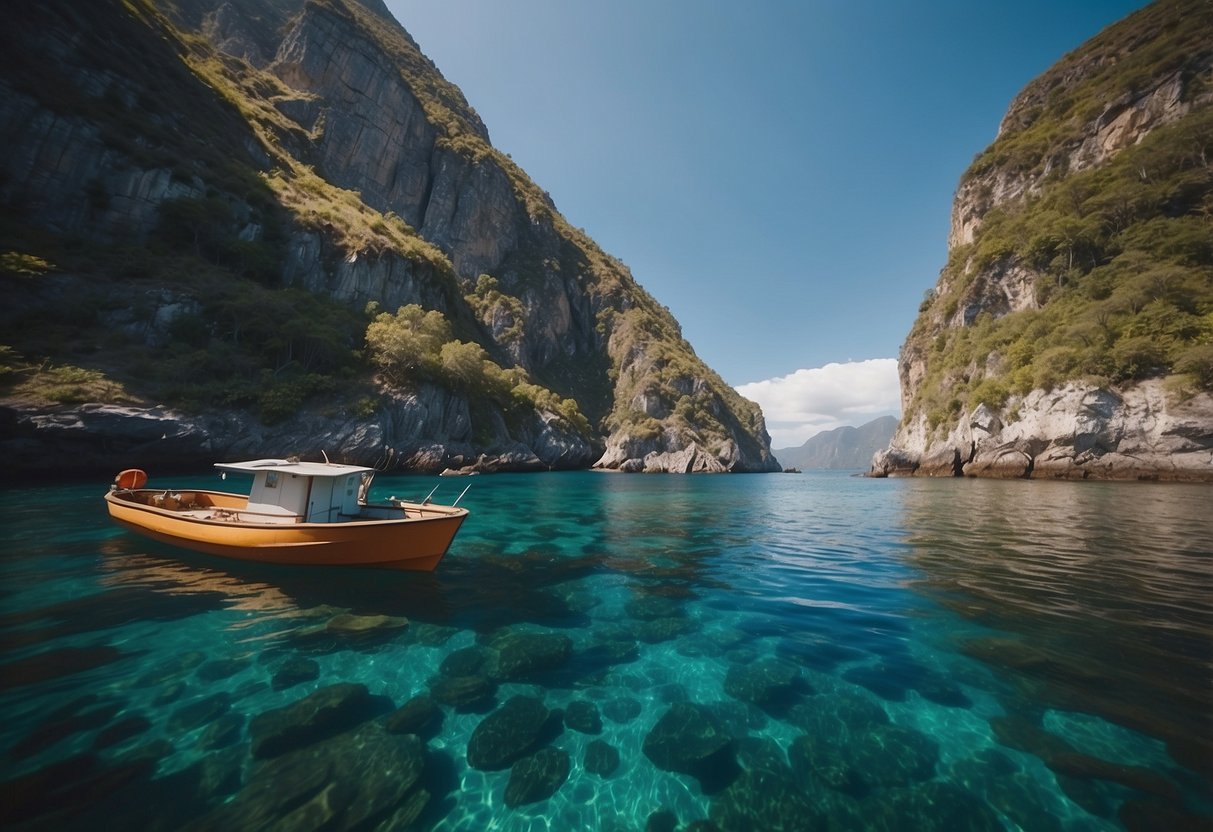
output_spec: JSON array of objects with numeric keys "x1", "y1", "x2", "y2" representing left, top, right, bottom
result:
[
  {"x1": 503, "y1": 747, "x2": 570, "y2": 807},
  {"x1": 249, "y1": 682, "x2": 381, "y2": 759},
  {"x1": 466, "y1": 696, "x2": 553, "y2": 771},
  {"x1": 584, "y1": 739, "x2": 621, "y2": 777},
  {"x1": 643, "y1": 702, "x2": 736, "y2": 788}
]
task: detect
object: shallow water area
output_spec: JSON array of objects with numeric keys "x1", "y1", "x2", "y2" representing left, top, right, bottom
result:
[{"x1": 1, "y1": 471, "x2": 1210, "y2": 830}]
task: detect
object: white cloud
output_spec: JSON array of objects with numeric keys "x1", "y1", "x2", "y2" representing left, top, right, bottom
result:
[{"x1": 735, "y1": 358, "x2": 901, "y2": 449}]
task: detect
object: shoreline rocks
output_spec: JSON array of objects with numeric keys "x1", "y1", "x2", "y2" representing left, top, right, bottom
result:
[{"x1": 871, "y1": 381, "x2": 1213, "y2": 482}]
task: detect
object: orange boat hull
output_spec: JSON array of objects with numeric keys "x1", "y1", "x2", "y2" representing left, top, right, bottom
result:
[{"x1": 104, "y1": 489, "x2": 467, "y2": 571}]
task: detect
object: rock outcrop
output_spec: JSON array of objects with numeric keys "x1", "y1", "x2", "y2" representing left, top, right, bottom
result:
[
  {"x1": 873, "y1": 381, "x2": 1213, "y2": 481},
  {"x1": 0, "y1": 0, "x2": 779, "y2": 477},
  {"x1": 874, "y1": 0, "x2": 1213, "y2": 481}
]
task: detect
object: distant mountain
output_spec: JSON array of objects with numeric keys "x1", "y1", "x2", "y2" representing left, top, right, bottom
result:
[{"x1": 774, "y1": 415, "x2": 898, "y2": 470}]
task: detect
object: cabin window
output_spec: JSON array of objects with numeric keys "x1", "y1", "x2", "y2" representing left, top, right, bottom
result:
[
  {"x1": 266, "y1": 472, "x2": 279, "y2": 489},
  {"x1": 346, "y1": 475, "x2": 357, "y2": 496}
]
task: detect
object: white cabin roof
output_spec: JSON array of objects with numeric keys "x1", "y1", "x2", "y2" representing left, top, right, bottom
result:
[{"x1": 214, "y1": 459, "x2": 375, "y2": 478}]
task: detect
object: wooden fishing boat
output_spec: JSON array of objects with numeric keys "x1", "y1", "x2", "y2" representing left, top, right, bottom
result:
[{"x1": 103, "y1": 459, "x2": 469, "y2": 571}]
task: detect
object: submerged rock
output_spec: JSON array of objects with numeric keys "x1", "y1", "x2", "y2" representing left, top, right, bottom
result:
[
  {"x1": 271, "y1": 657, "x2": 319, "y2": 691},
  {"x1": 135, "y1": 651, "x2": 206, "y2": 687},
  {"x1": 843, "y1": 659, "x2": 970, "y2": 708},
  {"x1": 385, "y1": 693, "x2": 442, "y2": 739},
  {"x1": 630, "y1": 616, "x2": 698, "y2": 644},
  {"x1": 785, "y1": 693, "x2": 889, "y2": 736},
  {"x1": 430, "y1": 674, "x2": 496, "y2": 711},
  {"x1": 709, "y1": 767, "x2": 824, "y2": 831},
  {"x1": 13, "y1": 700, "x2": 121, "y2": 760},
  {"x1": 602, "y1": 697, "x2": 643, "y2": 724},
  {"x1": 198, "y1": 713, "x2": 243, "y2": 750},
  {"x1": 643, "y1": 702, "x2": 735, "y2": 786},
  {"x1": 195, "y1": 658, "x2": 250, "y2": 682},
  {"x1": 646, "y1": 808, "x2": 680, "y2": 832},
  {"x1": 584, "y1": 739, "x2": 621, "y2": 777},
  {"x1": 626, "y1": 595, "x2": 686, "y2": 621},
  {"x1": 439, "y1": 646, "x2": 491, "y2": 677},
  {"x1": 466, "y1": 696, "x2": 552, "y2": 771},
  {"x1": 485, "y1": 631, "x2": 573, "y2": 680},
  {"x1": 503, "y1": 747, "x2": 570, "y2": 807},
  {"x1": 564, "y1": 699, "x2": 603, "y2": 734},
  {"x1": 249, "y1": 683, "x2": 379, "y2": 759},
  {"x1": 789, "y1": 723, "x2": 939, "y2": 795},
  {"x1": 291, "y1": 612, "x2": 411, "y2": 653},
  {"x1": 91, "y1": 715, "x2": 152, "y2": 751},
  {"x1": 723, "y1": 658, "x2": 804, "y2": 711},
  {"x1": 198, "y1": 721, "x2": 426, "y2": 830},
  {"x1": 858, "y1": 781, "x2": 1002, "y2": 831},
  {"x1": 168, "y1": 692, "x2": 232, "y2": 734}
]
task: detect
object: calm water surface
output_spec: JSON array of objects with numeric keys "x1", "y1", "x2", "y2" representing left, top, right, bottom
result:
[{"x1": 1, "y1": 471, "x2": 1210, "y2": 830}]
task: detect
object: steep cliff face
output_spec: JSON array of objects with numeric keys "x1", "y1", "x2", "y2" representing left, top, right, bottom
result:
[
  {"x1": 0, "y1": 0, "x2": 778, "y2": 475},
  {"x1": 874, "y1": 0, "x2": 1213, "y2": 481}
]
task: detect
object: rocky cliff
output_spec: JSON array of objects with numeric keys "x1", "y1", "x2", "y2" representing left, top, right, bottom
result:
[
  {"x1": 873, "y1": 0, "x2": 1213, "y2": 481},
  {"x1": 0, "y1": 0, "x2": 779, "y2": 476}
]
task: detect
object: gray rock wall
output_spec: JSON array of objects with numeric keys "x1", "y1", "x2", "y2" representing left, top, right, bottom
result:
[{"x1": 872, "y1": 381, "x2": 1213, "y2": 481}]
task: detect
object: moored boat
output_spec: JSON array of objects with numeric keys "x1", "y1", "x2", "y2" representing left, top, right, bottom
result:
[{"x1": 103, "y1": 459, "x2": 468, "y2": 571}]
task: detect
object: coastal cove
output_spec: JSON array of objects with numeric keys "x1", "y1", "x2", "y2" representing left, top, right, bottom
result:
[{"x1": 2, "y1": 471, "x2": 1210, "y2": 830}]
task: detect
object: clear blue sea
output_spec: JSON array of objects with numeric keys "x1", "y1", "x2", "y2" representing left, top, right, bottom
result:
[{"x1": 2, "y1": 470, "x2": 1210, "y2": 830}]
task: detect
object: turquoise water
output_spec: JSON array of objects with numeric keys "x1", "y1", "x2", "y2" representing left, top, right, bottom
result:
[{"x1": 2, "y1": 470, "x2": 1210, "y2": 830}]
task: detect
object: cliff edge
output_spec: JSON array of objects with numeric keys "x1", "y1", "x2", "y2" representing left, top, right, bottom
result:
[
  {"x1": 0, "y1": 0, "x2": 779, "y2": 477},
  {"x1": 873, "y1": 0, "x2": 1213, "y2": 481}
]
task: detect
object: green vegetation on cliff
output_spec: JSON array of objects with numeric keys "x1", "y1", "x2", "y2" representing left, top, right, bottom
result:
[
  {"x1": 904, "y1": 0, "x2": 1212, "y2": 431},
  {"x1": 2, "y1": 0, "x2": 773, "y2": 468}
]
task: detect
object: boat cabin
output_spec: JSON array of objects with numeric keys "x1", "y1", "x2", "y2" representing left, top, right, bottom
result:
[{"x1": 216, "y1": 459, "x2": 375, "y2": 523}]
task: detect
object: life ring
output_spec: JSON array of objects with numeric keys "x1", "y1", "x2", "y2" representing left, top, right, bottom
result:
[{"x1": 114, "y1": 468, "x2": 148, "y2": 490}]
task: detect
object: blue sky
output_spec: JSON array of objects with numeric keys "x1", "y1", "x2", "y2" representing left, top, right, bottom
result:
[{"x1": 385, "y1": 0, "x2": 1148, "y2": 445}]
